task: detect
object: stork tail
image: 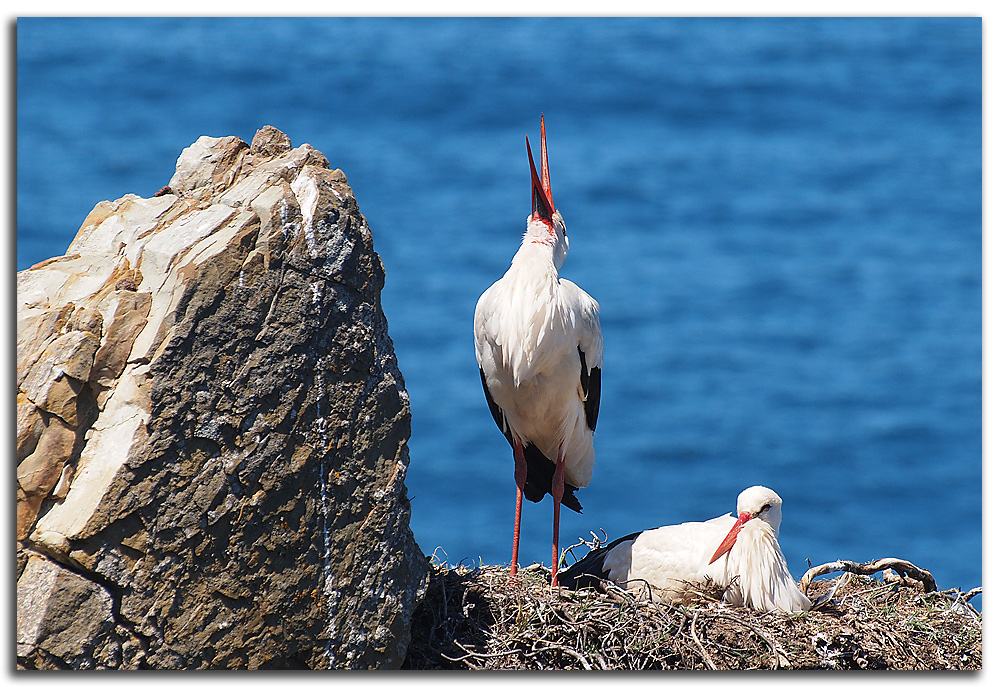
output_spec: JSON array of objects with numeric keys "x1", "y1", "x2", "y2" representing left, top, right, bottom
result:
[{"x1": 557, "y1": 530, "x2": 643, "y2": 589}]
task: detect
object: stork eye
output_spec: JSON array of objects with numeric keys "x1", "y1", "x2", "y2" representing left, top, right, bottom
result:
[{"x1": 759, "y1": 504, "x2": 772, "y2": 514}]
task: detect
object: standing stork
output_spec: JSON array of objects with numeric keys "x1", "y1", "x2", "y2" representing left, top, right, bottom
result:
[
  {"x1": 474, "y1": 115, "x2": 603, "y2": 585},
  {"x1": 558, "y1": 486, "x2": 812, "y2": 613}
]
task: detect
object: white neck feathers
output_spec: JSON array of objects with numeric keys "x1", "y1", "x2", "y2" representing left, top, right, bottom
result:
[{"x1": 719, "y1": 520, "x2": 811, "y2": 613}]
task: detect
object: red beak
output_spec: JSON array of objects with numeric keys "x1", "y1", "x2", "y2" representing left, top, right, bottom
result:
[
  {"x1": 709, "y1": 511, "x2": 752, "y2": 564},
  {"x1": 526, "y1": 114, "x2": 555, "y2": 224}
]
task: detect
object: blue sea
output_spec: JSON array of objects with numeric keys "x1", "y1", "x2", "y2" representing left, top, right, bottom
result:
[{"x1": 16, "y1": 18, "x2": 982, "y2": 603}]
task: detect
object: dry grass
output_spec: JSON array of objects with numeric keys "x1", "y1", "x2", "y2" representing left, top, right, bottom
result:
[{"x1": 403, "y1": 555, "x2": 981, "y2": 670}]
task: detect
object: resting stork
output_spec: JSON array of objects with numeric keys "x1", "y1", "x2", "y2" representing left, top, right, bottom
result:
[
  {"x1": 558, "y1": 486, "x2": 812, "y2": 613},
  {"x1": 473, "y1": 115, "x2": 603, "y2": 585}
]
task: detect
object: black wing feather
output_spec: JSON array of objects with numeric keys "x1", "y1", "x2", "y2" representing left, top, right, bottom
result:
[
  {"x1": 480, "y1": 367, "x2": 507, "y2": 436},
  {"x1": 479, "y1": 367, "x2": 583, "y2": 513},
  {"x1": 578, "y1": 347, "x2": 601, "y2": 431}
]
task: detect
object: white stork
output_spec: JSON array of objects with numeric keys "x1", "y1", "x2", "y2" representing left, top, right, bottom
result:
[
  {"x1": 473, "y1": 115, "x2": 603, "y2": 585},
  {"x1": 558, "y1": 486, "x2": 812, "y2": 613}
]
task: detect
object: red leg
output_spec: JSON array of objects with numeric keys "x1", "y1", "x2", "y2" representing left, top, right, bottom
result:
[
  {"x1": 510, "y1": 440, "x2": 527, "y2": 579},
  {"x1": 551, "y1": 449, "x2": 566, "y2": 586}
]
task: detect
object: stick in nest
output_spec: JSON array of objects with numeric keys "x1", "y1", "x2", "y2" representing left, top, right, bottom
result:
[
  {"x1": 563, "y1": 530, "x2": 609, "y2": 565},
  {"x1": 799, "y1": 558, "x2": 936, "y2": 594},
  {"x1": 688, "y1": 611, "x2": 717, "y2": 670}
]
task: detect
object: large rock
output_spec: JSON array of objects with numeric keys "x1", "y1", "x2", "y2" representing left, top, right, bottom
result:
[{"x1": 16, "y1": 125, "x2": 427, "y2": 669}]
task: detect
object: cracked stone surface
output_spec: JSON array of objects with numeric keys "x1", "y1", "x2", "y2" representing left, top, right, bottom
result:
[{"x1": 16, "y1": 125, "x2": 428, "y2": 669}]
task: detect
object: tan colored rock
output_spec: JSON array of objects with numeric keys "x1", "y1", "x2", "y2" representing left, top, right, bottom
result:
[
  {"x1": 35, "y1": 368, "x2": 150, "y2": 544},
  {"x1": 91, "y1": 291, "x2": 152, "y2": 387},
  {"x1": 218, "y1": 143, "x2": 329, "y2": 211},
  {"x1": 17, "y1": 488, "x2": 45, "y2": 541},
  {"x1": 168, "y1": 134, "x2": 248, "y2": 200},
  {"x1": 18, "y1": 254, "x2": 119, "y2": 312},
  {"x1": 53, "y1": 330, "x2": 100, "y2": 381},
  {"x1": 17, "y1": 394, "x2": 45, "y2": 462},
  {"x1": 21, "y1": 330, "x2": 100, "y2": 426},
  {"x1": 68, "y1": 305, "x2": 104, "y2": 338},
  {"x1": 16, "y1": 303, "x2": 75, "y2": 387},
  {"x1": 17, "y1": 416, "x2": 76, "y2": 497},
  {"x1": 68, "y1": 195, "x2": 176, "y2": 260},
  {"x1": 51, "y1": 462, "x2": 75, "y2": 500},
  {"x1": 249, "y1": 124, "x2": 292, "y2": 157},
  {"x1": 17, "y1": 414, "x2": 78, "y2": 540},
  {"x1": 23, "y1": 374, "x2": 81, "y2": 428}
]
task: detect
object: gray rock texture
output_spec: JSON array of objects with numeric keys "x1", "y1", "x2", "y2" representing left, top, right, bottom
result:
[{"x1": 16, "y1": 125, "x2": 427, "y2": 669}]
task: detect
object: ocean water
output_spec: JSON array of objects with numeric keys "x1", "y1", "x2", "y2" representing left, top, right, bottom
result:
[{"x1": 17, "y1": 18, "x2": 982, "y2": 602}]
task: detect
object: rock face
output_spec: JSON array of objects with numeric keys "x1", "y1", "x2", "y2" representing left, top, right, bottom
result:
[{"x1": 16, "y1": 126, "x2": 427, "y2": 669}]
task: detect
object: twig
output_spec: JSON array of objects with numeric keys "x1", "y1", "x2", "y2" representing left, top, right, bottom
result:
[
  {"x1": 928, "y1": 587, "x2": 982, "y2": 620},
  {"x1": 716, "y1": 609, "x2": 791, "y2": 668},
  {"x1": 444, "y1": 642, "x2": 522, "y2": 662},
  {"x1": 688, "y1": 611, "x2": 717, "y2": 670},
  {"x1": 528, "y1": 643, "x2": 593, "y2": 670},
  {"x1": 564, "y1": 531, "x2": 608, "y2": 565},
  {"x1": 941, "y1": 586, "x2": 982, "y2": 606},
  {"x1": 799, "y1": 558, "x2": 936, "y2": 593},
  {"x1": 439, "y1": 653, "x2": 481, "y2": 669}
]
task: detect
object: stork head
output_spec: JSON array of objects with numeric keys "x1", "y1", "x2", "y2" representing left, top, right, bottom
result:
[
  {"x1": 525, "y1": 115, "x2": 569, "y2": 269},
  {"x1": 708, "y1": 486, "x2": 784, "y2": 564}
]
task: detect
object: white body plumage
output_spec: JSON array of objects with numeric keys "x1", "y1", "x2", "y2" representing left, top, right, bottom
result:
[
  {"x1": 563, "y1": 486, "x2": 812, "y2": 614},
  {"x1": 473, "y1": 216, "x2": 602, "y2": 488}
]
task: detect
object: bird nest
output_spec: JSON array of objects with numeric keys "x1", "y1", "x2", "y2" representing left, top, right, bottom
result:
[{"x1": 403, "y1": 554, "x2": 981, "y2": 670}]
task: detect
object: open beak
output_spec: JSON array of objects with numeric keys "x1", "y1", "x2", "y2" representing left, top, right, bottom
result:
[
  {"x1": 709, "y1": 511, "x2": 753, "y2": 564},
  {"x1": 526, "y1": 114, "x2": 555, "y2": 224}
]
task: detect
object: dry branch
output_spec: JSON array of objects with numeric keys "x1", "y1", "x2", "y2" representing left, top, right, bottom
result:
[{"x1": 799, "y1": 558, "x2": 936, "y2": 594}]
